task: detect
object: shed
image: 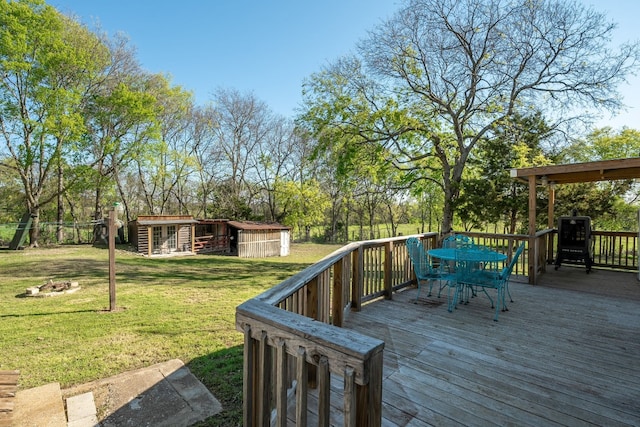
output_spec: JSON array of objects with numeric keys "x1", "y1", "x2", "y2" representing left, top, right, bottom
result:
[
  {"x1": 128, "y1": 215, "x2": 198, "y2": 256},
  {"x1": 227, "y1": 221, "x2": 290, "y2": 258}
]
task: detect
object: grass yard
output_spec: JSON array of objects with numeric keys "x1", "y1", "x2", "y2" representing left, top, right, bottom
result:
[{"x1": 0, "y1": 242, "x2": 341, "y2": 426}]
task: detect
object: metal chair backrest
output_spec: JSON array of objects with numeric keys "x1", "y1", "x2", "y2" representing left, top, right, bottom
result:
[
  {"x1": 503, "y1": 242, "x2": 525, "y2": 279},
  {"x1": 443, "y1": 234, "x2": 474, "y2": 249},
  {"x1": 405, "y1": 237, "x2": 430, "y2": 278}
]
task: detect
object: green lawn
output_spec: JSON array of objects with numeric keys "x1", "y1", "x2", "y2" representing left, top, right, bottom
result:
[{"x1": 0, "y1": 243, "x2": 341, "y2": 426}]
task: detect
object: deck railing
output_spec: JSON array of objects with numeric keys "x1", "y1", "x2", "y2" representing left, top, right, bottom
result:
[
  {"x1": 193, "y1": 234, "x2": 229, "y2": 254},
  {"x1": 236, "y1": 229, "x2": 636, "y2": 425},
  {"x1": 590, "y1": 230, "x2": 637, "y2": 270},
  {"x1": 236, "y1": 235, "x2": 430, "y2": 426},
  {"x1": 533, "y1": 229, "x2": 638, "y2": 272}
]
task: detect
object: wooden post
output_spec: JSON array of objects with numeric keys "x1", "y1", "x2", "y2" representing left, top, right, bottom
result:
[
  {"x1": 191, "y1": 224, "x2": 195, "y2": 253},
  {"x1": 351, "y1": 248, "x2": 363, "y2": 311},
  {"x1": 547, "y1": 184, "x2": 555, "y2": 229},
  {"x1": 243, "y1": 325, "x2": 255, "y2": 427},
  {"x1": 547, "y1": 184, "x2": 556, "y2": 267},
  {"x1": 275, "y1": 339, "x2": 287, "y2": 427},
  {"x1": 383, "y1": 242, "x2": 393, "y2": 300},
  {"x1": 344, "y1": 367, "x2": 357, "y2": 427},
  {"x1": 108, "y1": 208, "x2": 116, "y2": 311},
  {"x1": 332, "y1": 258, "x2": 345, "y2": 327},
  {"x1": 257, "y1": 331, "x2": 271, "y2": 425},
  {"x1": 295, "y1": 347, "x2": 308, "y2": 427},
  {"x1": 147, "y1": 227, "x2": 152, "y2": 257},
  {"x1": 318, "y1": 357, "x2": 330, "y2": 426},
  {"x1": 355, "y1": 349, "x2": 383, "y2": 427},
  {"x1": 306, "y1": 278, "x2": 319, "y2": 389},
  {"x1": 528, "y1": 175, "x2": 537, "y2": 284}
]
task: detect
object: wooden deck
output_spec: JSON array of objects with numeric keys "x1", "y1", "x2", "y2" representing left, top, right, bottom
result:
[{"x1": 336, "y1": 267, "x2": 640, "y2": 426}]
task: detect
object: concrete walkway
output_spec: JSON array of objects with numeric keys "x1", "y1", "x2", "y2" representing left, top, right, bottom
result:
[{"x1": 14, "y1": 359, "x2": 222, "y2": 427}]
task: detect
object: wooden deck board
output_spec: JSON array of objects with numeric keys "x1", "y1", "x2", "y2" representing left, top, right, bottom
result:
[
  {"x1": 335, "y1": 268, "x2": 640, "y2": 426},
  {"x1": 0, "y1": 370, "x2": 19, "y2": 427}
]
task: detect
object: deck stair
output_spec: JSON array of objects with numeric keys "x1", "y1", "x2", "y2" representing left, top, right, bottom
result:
[{"x1": 0, "y1": 371, "x2": 19, "y2": 427}]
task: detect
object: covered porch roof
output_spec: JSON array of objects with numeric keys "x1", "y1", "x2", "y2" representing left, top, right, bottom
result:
[
  {"x1": 510, "y1": 157, "x2": 640, "y2": 283},
  {"x1": 510, "y1": 157, "x2": 640, "y2": 185}
]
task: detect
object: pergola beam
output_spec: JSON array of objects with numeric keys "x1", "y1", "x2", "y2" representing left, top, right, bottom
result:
[{"x1": 510, "y1": 158, "x2": 640, "y2": 185}]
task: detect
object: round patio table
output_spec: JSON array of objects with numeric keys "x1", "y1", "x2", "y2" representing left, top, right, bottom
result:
[{"x1": 427, "y1": 247, "x2": 507, "y2": 263}]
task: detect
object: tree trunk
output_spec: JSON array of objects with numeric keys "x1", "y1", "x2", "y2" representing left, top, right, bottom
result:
[
  {"x1": 344, "y1": 200, "x2": 350, "y2": 242},
  {"x1": 28, "y1": 206, "x2": 40, "y2": 248},
  {"x1": 441, "y1": 196, "x2": 455, "y2": 234},
  {"x1": 92, "y1": 180, "x2": 103, "y2": 244},
  {"x1": 56, "y1": 162, "x2": 64, "y2": 243}
]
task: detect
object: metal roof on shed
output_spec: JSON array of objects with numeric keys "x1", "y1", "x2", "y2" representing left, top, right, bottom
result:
[
  {"x1": 227, "y1": 221, "x2": 290, "y2": 231},
  {"x1": 136, "y1": 217, "x2": 198, "y2": 225}
]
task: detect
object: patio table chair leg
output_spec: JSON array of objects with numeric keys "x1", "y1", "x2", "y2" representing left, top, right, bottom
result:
[
  {"x1": 502, "y1": 283, "x2": 512, "y2": 311},
  {"x1": 447, "y1": 283, "x2": 461, "y2": 312},
  {"x1": 493, "y1": 287, "x2": 504, "y2": 321}
]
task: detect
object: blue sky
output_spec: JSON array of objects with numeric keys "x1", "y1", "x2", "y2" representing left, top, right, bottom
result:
[{"x1": 50, "y1": 0, "x2": 640, "y2": 129}]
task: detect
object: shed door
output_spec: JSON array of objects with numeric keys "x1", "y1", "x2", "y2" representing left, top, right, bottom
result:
[{"x1": 280, "y1": 230, "x2": 290, "y2": 256}]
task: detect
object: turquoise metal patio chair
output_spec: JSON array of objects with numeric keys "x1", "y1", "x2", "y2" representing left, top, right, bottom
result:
[
  {"x1": 441, "y1": 234, "x2": 475, "y2": 275},
  {"x1": 458, "y1": 242, "x2": 525, "y2": 321},
  {"x1": 501, "y1": 242, "x2": 525, "y2": 308},
  {"x1": 442, "y1": 234, "x2": 474, "y2": 249},
  {"x1": 405, "y1": 237, "x2": 455, "y2": 304}
]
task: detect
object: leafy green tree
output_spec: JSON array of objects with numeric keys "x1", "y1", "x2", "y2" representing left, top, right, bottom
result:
[
  {"x1": 86, "y1": 75, "x2": 160, "y2": 223},
  {"x1": 278, "y1": 179, "x2": 330, "y2": 241},
  {"x1": 300, "y1": 0, "x2": 640, "y2": 235},
  {"x1": 0, "y1": 0, "x2": 110, "y2": 245},
  {"x1": 552, "y1": 127, "x2": 640, "y2": 230},
  {"x1": 312, "y1": 146, "x2": 354, "y2": 242},
  {"x1": 130, "y1": 75, "x2": 196, "y2": 215},
  {"x1": 0, "y1": 157, "x2": 25, "y2": 223},
  {"x1": 408, "y1": 179, "x2": 442, "y2": 234},
  {"x1": 458, "y1": 113, "x2": 552, "y2": 233},
  {"x1": 565, "y1": 127, "x2": 640, "y2": 162}
]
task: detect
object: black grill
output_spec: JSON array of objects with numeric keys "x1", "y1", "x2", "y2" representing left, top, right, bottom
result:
[{"x1": 555, "y1": 216, "x2": 593, "y2": 273}]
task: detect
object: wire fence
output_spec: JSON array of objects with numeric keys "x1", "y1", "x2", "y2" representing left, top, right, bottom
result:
[{"x1": 0, "y1": 221, "x2": 120, "y2": 247}]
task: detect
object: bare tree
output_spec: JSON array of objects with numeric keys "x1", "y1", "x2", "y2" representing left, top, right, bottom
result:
[
  {"x1": 191, "y1": 106, "x2": 224, "y2": 218},
  {"x1": 302, "y1": 0, "x2": 640, "y2": 233},
  {"x1": 209, "y1": 88, "x2": 271, "y2": 219}
]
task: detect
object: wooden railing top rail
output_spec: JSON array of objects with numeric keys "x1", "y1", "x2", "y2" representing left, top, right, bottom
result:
[
  {"x1": 237, "y1": 300, "x2": 384, "y2": 384},
  {"x1": 533, "y1": 228, "x2": 636, "y2": 237},
  {"x1": 591, "y1": 230, "x2": 636, "y2": 236},
  {"x1": 462, "y1": 232, "x2": 529, "y2": 240},
  {"x1": 257, "y1": 234, "x2": 437, "y2": 306},
  {"x1": 535, "y1": 229, "x2": 554, "y2": 238}
]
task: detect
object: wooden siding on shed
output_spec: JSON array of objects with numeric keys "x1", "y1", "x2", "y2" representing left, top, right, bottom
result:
[
  {"x1": 178, "y1": 224, "x2": 191, "y2": 252},
  {"x1": 136, "y1": 224, "x2": 149, "y2": 255},
  {"x1": 237, "y1": 230, "x2": 282, "y2": 258}
]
